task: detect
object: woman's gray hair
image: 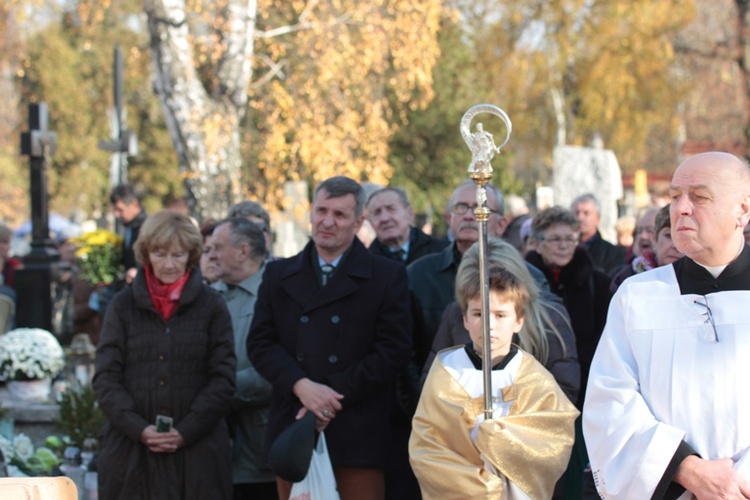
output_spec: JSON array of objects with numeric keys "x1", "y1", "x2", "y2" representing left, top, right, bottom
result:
[{"x1": 531, "y1": 206, "x2": 579, "y2": 242}]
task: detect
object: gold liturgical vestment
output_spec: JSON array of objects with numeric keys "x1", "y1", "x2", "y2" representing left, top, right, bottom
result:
[{"x1": 410, "y1": 347, "x2": 578, "y2": 499}]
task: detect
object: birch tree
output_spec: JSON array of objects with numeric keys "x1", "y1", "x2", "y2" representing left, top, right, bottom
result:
[
  {"x1": 147, "y1": 0, "x2": 442, "y2": 219},
  {"x1": 146, "y1": 0, "x2": 256, "y2": 220}
]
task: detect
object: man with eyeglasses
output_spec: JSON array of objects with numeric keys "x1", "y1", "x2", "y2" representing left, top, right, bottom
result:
[
  {"x1": 584, "y1": 152, "x2": 750, "y2": 499},
  {"x1": 407, "y1": 179, "x2": 548, "y2": 373}
]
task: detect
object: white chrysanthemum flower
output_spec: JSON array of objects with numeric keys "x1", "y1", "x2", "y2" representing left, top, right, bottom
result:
[
  {"x1": 13, "y1": 434, "x2": 34, "y2": 462},
  {"x1": 0, "y1": 329, "x2": 65, "y2": 380}
]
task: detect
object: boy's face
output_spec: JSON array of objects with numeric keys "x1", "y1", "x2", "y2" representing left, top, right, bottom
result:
[{"x1": 464, "y1": 292, "x2": 524, "y2": 362}]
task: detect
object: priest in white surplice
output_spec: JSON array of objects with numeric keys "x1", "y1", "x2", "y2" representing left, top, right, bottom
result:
[{"x1": 584, "y1": 152, "x2": 750, "y2": 500}]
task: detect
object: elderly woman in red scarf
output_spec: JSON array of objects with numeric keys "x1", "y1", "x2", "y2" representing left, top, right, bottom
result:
[{"x1": 93, "y1": 210, "x2": 236, "y2": 500}]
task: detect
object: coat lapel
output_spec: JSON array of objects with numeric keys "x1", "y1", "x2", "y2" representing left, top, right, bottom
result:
[{"x1": 280, "y1": 239, "x2": 373, "y2": 313}]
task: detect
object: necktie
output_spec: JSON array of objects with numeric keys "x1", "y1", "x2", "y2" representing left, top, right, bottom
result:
[
  {"x1": 321, "y1": 263, "x2": 335, "y2": 286},
  {"x1": 392, "y1": 249, "x2": 406, "y2": 262}
]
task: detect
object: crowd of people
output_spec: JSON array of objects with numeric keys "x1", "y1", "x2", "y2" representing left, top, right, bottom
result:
[{"x1": 4, "y1": 150, "x2": 749, "y2": 499}]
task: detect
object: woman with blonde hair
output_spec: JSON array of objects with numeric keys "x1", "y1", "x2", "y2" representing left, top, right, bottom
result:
[
  {"x1": 94, "y1": 210, "x2": 236, "y2": 499},
  {"x1": 425, "y1": 238, "x2": 579, "y2": 403}
]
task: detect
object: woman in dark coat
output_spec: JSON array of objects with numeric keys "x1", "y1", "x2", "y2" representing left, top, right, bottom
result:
[
  {"x1": 524, "y1": 206, "x2": 612, "y2": 499},
  {"x1": 524, "y1": 207, "x2": 612, "y2": 409},
  {"x1": 93, "y1": 210, "x2": 236, "y2": 500}
]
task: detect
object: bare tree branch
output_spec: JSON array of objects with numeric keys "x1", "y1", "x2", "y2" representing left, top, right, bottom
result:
[
  {"x1": 251, "y1": 55, "x2": 287, "y2": 89},
  {"x1": 255, "y1": 13, "x2": 353, "y2": 39}
]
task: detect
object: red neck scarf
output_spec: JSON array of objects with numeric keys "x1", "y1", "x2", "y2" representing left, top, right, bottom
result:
[{"x1": 144, "y1": 265, "x2": 192, "y2": 321}]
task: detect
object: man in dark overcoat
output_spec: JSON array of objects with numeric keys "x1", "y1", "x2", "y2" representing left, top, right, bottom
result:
[
  {"x1": 247, "y1": 176, "x2": 412, "y2": 500},
  {"x1": 366, "y1": 186, "x2": 448, "y2": 266}
]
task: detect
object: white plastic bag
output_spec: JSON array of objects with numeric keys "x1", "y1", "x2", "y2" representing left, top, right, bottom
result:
[{"x1": 289, "y1": 432, "x2": 340, "y2": 500}]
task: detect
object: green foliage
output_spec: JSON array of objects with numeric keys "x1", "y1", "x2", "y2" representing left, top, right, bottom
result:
[
  {"x1": 73, "y1": 229, "x2": 124, "y2": 285},
  {"x1": 0, "y1": 433, "x2": 63, "y2": 476},
  {"x1": 4, "y1": 0, "x2": 712, "y2": 226},
  {"x1": 57, "y1": 385, "x2": 105, "y2": 449},
  {"x1": 388, "y1": 13, "x2": 521, "y2": 234}
]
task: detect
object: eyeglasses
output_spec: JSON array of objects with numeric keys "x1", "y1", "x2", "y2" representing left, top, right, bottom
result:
[
  {"x1": 451, "y1": 202, "x2": 499, "y2": 215},
  {"x1": 694, "y1": 296, "x2": 719, "y2": 342},
  {"x1": 540, "y1": 236, "x2": 579, "y2": 246}
]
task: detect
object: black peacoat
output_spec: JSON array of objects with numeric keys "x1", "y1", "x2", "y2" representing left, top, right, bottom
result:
[{"x1": 247, "y1": 238, "x2": 412, "y2": 468}]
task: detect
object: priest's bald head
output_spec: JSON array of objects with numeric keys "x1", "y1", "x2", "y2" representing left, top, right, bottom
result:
[{"x1": 669, "y1": 152, "x2": 750, "y2": 267}]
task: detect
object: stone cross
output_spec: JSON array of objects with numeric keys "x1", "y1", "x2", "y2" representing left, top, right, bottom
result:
[
  {"x1": 17, "y1": 102, "x2": 63, "y2": 332},
  {"x1": 98, "y1": 45, "x2": 138, "y2": 188},
  {"x1": 20, "y1": 102, "x2": 57, "y2": 251}
]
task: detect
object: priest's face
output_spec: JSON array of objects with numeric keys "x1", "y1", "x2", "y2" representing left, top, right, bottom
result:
[
  {"x1": 464, "y1": 292, "x2": 524, "y2": 365},
  {"x1": 537, "y1": 223, "x2": 579, "y2": 271},
  {"x1": 669, "y1": 153, "x2": 750, "y2": 266}
]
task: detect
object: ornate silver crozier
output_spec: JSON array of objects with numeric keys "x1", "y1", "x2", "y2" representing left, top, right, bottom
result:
[{"x1": 460, "y1": 104, "x2": 512, "y2": 420}]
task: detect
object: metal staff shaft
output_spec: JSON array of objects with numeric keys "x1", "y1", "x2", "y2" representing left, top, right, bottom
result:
[
  {"x1": 474, "y1": 189, "x2": 493, "y2": 420},
  {"x1": 460, "y1": 104, "x2": 512, "y2": 420}
]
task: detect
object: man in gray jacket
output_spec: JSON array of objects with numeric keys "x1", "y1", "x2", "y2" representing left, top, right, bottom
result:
[{"x1": 209, "y1": 217, "x2": 275, "y2": 500}]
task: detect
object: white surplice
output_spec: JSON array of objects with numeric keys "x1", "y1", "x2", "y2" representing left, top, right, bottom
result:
[
  {"x1": 410, "y1": 347, "x2": 578, "y2": 499},
  {"x1": 583, "y1": 264, "x2": 750, "y2": 499},
  {"x1": 438, "y1": 348, "x2": 531, "y2": 500}
]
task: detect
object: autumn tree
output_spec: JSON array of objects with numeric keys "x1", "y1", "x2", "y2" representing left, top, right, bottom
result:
[
  {"x1": 387, "y1": 11, "x2": 520, "y2": 233},
  {"x1": 147, "y1": 0, "x2": 442, "y2": 220},
  {"x1": 247, "y1": 0, "x2": 442, "y2": 209},
  {"x1": 0, "y1": 2, "x2": 31, "y2": 226},
  {"x1": 452, "y1": 0, "x2": 694, "y2": 183},
  {"x1": 145, "y1": 0, "x2": 256, "y2": 221}
]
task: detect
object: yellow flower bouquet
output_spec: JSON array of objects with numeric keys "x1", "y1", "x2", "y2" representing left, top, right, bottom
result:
[{"x1": 72, "y1": 229, "x2": 124, "y2": 285}]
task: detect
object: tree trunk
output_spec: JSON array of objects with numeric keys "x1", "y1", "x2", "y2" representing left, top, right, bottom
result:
[
  {"x1": 738, "y1": 0, "x2": 750, "y2": 148},
  {"x1": 145, "y1": 0, "x2": 256, "y2": 221}
]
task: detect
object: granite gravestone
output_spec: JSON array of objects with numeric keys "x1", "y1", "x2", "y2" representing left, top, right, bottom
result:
[{"x1": 553, "y1": 144, "x2": 623, "y2": 244}]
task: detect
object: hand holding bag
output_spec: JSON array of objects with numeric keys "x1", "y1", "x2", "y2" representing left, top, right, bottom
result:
[{"x1": 289, "y1": 432, "x2": 340, "y2": 500}]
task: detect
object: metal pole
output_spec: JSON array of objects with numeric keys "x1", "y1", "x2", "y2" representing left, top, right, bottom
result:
[{"x1": 460, "y1": 104, "x2": 512, "y2": 420}]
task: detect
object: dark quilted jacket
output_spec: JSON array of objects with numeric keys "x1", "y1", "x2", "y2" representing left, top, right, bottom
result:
[{"x1": 93, "y1": 268, "x2": 236, "y2": 500}]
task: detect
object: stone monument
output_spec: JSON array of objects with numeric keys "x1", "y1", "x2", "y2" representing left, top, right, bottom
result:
[{"x1": 552, "y1": 144, "x2": 623, "y2": 244}]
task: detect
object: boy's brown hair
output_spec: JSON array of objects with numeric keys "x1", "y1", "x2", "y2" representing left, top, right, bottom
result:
[{"x1": 456, "y1": 264, "x2": 529, "y2": 319}]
